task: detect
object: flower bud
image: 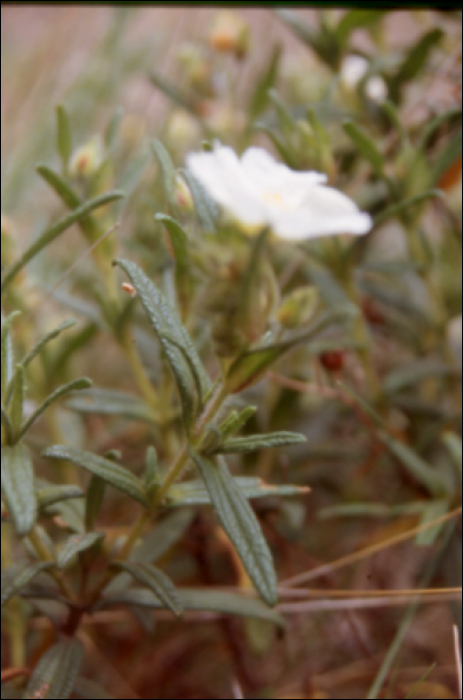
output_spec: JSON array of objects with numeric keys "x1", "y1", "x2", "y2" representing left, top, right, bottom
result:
[
  {"x1": 177, "y1": 43, "x2": 215, "y2": 96},
  {"x1": 208, "y1": 11, "x2": 250, "y2": 60},
  {"x1": 319, "y1": 350, "x2": 345, "y2": 372},
  {"x1": 276, "y1": 287, "x2": 318, "y2": 329},
  {"x1": 173, "y1": 173, "x2": 194, "y2": 212},
  {"x1": 69, "y1": 136, "x2": 103, "y2": 178}
]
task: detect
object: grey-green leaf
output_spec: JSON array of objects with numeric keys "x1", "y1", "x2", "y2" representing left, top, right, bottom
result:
[
  {"x1": 181, "y1": 169, "x2": 218, "y2": 233},
  {"x1": 24, "y1": 637, "x2": 84, "y2": 700},
  {"x1": 9, "y1": 364, "x2": 25, "y2": 437},
  {"x1": 37, "y1": 484, "x2": 85, "y2": 510},
  {"x1": 189, "y1": 449, "x2": 277, "y2": 607},
  {"x1": 216, "y1": 431, "x2": 306, "y2": 455},
  {"x1": 343, "y1": 120, "x2": 384, "y2": 175},
  {"x1": 1, "y1": 191, "x2": 124, "y2": 294},
  {"x1": 166, "y1": 477, "x2": 309, "y2": 506},
  {"x1": 248, "y1": 45, "x2": 281, "y2": 120},
  {"x1": 2, "y1": 562, "x2": 52, "y2": 607},
  {"x1": 114, "y1": 259, "x2": 210, "y2": 428},
  {"x1": 97, "y1": 587, "x2": 284, "y2": 625},
  {"x1": 1, "y1": 444, "x2": 37, "y2": 536},
  {"x1": 57, "y1": 532, "x2": 104, "y2": 569},
  {"x1": 113, "y1": 562, "x2": 182, "y2": 616},
  {"x1": 18, "y1": 377, "x2": 92, "y2": 440},
  {"x1": 151, "y1": 139, "x2": 176, "y2": 206},
  {"x1": 65, "y1": 387, "x2": 156, "y2": 423},
  {"x1": 1, "y1": 311, "x2": 20, "y2": 393},
  {"x1": 56, "y1": 104, "x2": 73, "y2": 172},
  {"x1": 43, "y1": 445, "x2": 148, "y2": 506}
]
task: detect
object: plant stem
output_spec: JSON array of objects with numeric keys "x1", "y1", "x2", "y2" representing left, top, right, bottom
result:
[{"x1": 27, "y1": 527, "x2": 76, "y2": 603}]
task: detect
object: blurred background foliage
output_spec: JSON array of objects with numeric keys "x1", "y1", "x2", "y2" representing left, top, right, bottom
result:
[{"x1": 1, "y1": 7, "x2": 462, "y2": 700}]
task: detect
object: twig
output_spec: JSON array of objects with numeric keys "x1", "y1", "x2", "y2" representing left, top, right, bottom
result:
[{"x1": 454, "y1": 624, "x2": 462, "y2": 700}]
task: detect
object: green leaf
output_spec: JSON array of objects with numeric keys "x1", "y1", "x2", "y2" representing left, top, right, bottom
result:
[
  {"x1": 274, "y1": 9, "x2": 336, "y2": 68},
  {"x1": 36, "y1": 164, "x2": 81, "y2": 209},
  {"x1": 378, "y1": 431, "x2": 449, "y2": 498},
  {"x1": 218, "y1": 406, "x2": 257, "y2": 440},
  {"x1": 1, "y1": 191, "x2": 124, "y2": 294},
  {"x1": 24, "y1": 637, "x2": 84, "y2": 700},
  {"x1": 56, "y1": 105, "x2": 73, "y2": 173},
  {"x1": 248, "y1": 46, "x2": 281, "y2": 121},
  {"x1": 17, "y1": 377, "x2": 92, "y2": 440},
  {"x1": 216, "y1": 431, "x2": 306, "y2": 454},
  {"x1": 155, "y1": 213, "x2": 192, "y2": 315},
  {"x1": 336, "y1": 10, "x2": 385, "y2": 45},
  {"x1": 37, "y1": 484, "x2": 85, "y2": 510},
  {"x1": 304, "y1": 260, "x2": 350, "y2": 308},
  {"x1": 9, "y1": 364, "x2": 25, "y2": 437},
  {"x1": 19, "y1": 320, "x2": 75, "y2": 374},
  {"x1": 1, "y1": 405, "x2": 14, "y2": 445},
  {"x1": 415, "y1": 499, "x2": 450, "y2": 546},
  {"x1": 166, "y1": 477, "x2": 309, "y2": 506},
  {"x1": 144, "y1": 445, "x2": 160, "y2": 498},
  {"x1": 149, "y1": 71, "x2": 198, "y2": 115},
  {"x1": 98, "y1": 586, "x2": 284, "y2": 625},
  {"x1": 373, "y1": 189, "x2": 444, "y2": 228},
  {"x1": 1, "y1": 444, "x2": 37, "y2": 536},
  {"x1": 416, "y1": 107, "x2": 462, "y2": 155},
  {"x1": 2, "y1": 562, "x2": 52, "y2": 607},
  {"x1": 430, "y1": 129, "x2": 462, "y2": 187},
  {"x1": 43, "y1": 445, "x2": 149, "y2": 506},
  {"x1": 1, "y1": 311, "x2": 20, "y2": 393},
  {"x1": 57, "y1": 532, "x2": 104, "y2": 569},
  {"x1": 181, "y1": 169, "x2": 218, "y2": 233},
  {"x1": 343, "y1": 120, "x2": 385, "y2": 175},
  {"x1": 189, "y1": 449, "x2": 277, "y2": 607},
  {"x1": 85, "y1": 475, "x2": 106, "y2": 532},
  {"x1": 252, "y1": 122, "x2": 298, "y2": 168},
  {"x1": 113, "y1": 562, "x2": 182, "y2": 617},
  {"x1": 393, "y1": 29, "x2": 443, "y2": 95},
  {"x1": 225, "y1": 307, "x2": 350, "y2": 393},
  {"x1": 105, "y1": 106, "x2": 123, "y2": 151},
  {"x1": 131, "y1": 508, "x2": 194, "y2": 565},
  {"x1": 65, "y1": 387, "x2": 156, "y2": 423},
  {"x1": 114, "y1": 259, "x2": 210, "y2": 429},
  {"x1": 441, "y1": 432, "x2": 462, "y2": 474},
  {"x1": 151, "y1": 139, "x2": 176, "y2": 207}
]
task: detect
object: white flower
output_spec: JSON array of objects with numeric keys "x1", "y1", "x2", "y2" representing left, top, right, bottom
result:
[
  {"x1": 341, "y1": 55, "x2": 388, "y2": 103},
  {"x1": 185, "y1": 144, "x2": 372, "y2": 240}
]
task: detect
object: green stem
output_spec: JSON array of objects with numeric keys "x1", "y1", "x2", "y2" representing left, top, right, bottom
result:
[{"x1": 27, "y1": 527, "x2": 76, "y2": 603}]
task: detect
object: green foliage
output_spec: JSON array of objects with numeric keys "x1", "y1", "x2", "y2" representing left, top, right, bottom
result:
[{"x1": 1, "y1": 8, "x2": 461, "y2": 699}]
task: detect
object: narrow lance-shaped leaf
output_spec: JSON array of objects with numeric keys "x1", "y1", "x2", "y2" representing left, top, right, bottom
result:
[
  {"x1": 1, "y1": 444, "x2": 37, "y2": 537},
  {"x1": 335, "y1": 9, "x2": 385, "y2": 45},
  {"x1": 20, "y1": 319, "x2": 75, "y2": 374},
  {"x1": 218, "y1": 406, "x2": 257, "y2": 440},
  {"x1": 393, "y1": 28, "x2": 443, "y2": 93},
  {"x1": 166, "y1": 477, "x2": 310, "y2": 507},
  {"x1": 24, "y1": 638, "x2": 84, "y2": 700},
  {"x1": 43, "y1": 445, "x2": 149, "y2": 506},
  {"x1": 151, "y1": 139, "x2": 176, "y2": 207},
  {"x1": 37, "y1": 484, "x2": 85, "y2": 510},
  {"x1": 57, "y1": 532, "x2": 104, "y2": 569},
  {"x1": 189, "y1": 449, "x2": 277, "y2": 607},
  {"x1": 1, "y1": 191, "x2": 124, "y2": 293},
  {"x1": 181, "y1": 168, "x2": 218, "y2": 233},
  {"x1": 56, "y1": 104, "x2": 73, "y2": 173},
  {"x1": 17, "y1": 377, "x2": 92, "y2": 440},
  {"x1": 85, "y1": 475, "x2": 106, "y2": 532},
  {"x1": 225, "y1": 306, "x2": 351, "y2": 393},
  {"x1": 2, "y1": 562, "x2": 53, "y2": 607},
  {"x1": 105, "y1": 106, "x2": 123, "y2": 151},
  {"x1": 1, "y1": 405, "x2": 14, "y2": 445},
  {"x1": 1, "y1": 311, "x2": 20, "y2": 393},
  {"x1": 113, "y1": 562, "x2": 182, "y2": 617},
  {"x1": 149, "y1": 72, "x2": 199, "y2": 115},
  {"x1": 97, "y1": 587, "x2": 284, "y2": 626},
  {"x1": 215, "y1": 431, "x2": 306, "y2": 455},
  {"x1": 343, "y1": 120, "x2": 385, "y2": 175},
  {"x1": 65, "y1": 387, "x2": 156, "y2": 423},
  {"x1": 248, "y1": 46, "x2": 281, "y2": 120},
  {"x1": 9, "y1": 364, "x2": 25, "y2": 437},
  {"x1": 73, "y1": 678, "x2": 116, "y2": 700},
  {"x1": 114, "y1": 259, "x2": 210, "y2": 429}
]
